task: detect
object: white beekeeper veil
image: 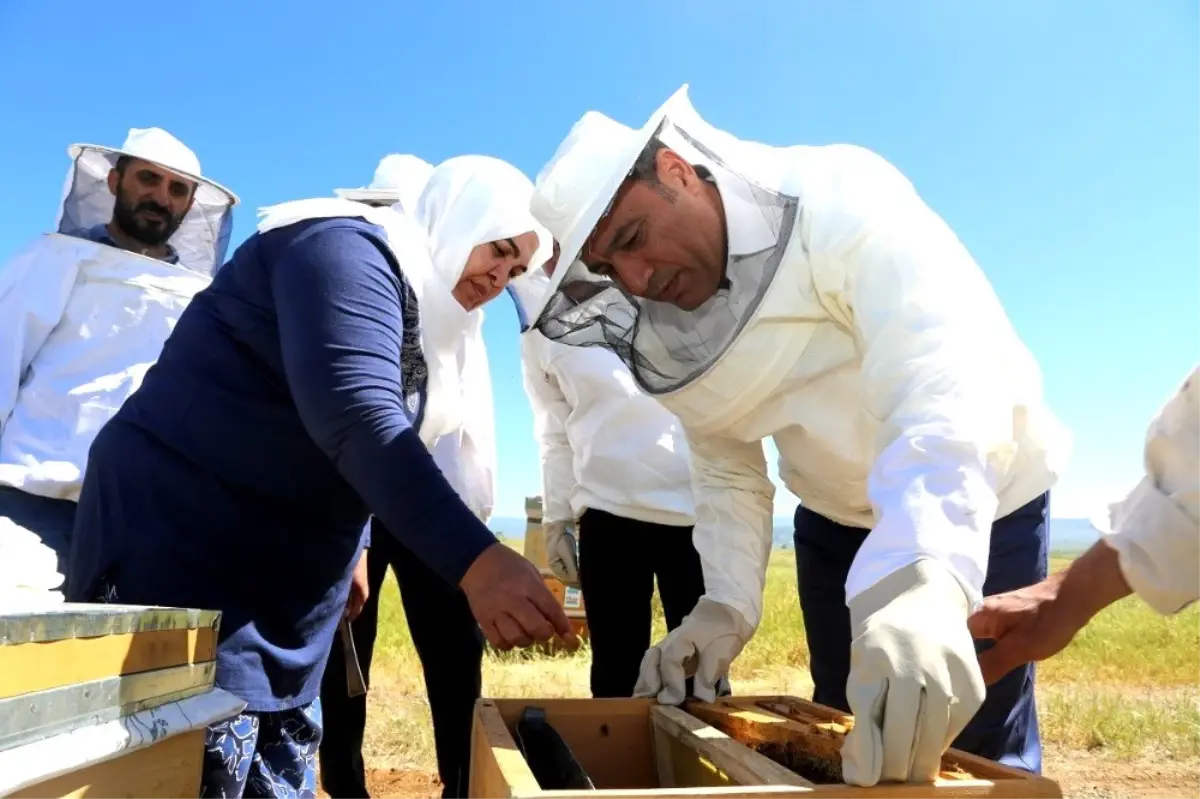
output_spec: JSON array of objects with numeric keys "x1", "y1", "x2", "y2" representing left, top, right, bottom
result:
[
  {"x1": 526, "y1": 85, "x2": 798, "y2": 396},
  {"x1": 56, "y1": 127, "x2": 239, "y2": 276},
  {"x1": 335, "y1": 153, "x2": 434, "y2": 214}
]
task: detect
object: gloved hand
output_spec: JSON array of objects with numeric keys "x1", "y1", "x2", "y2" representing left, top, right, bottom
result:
[
  {"x1": 632, "y1": 598, "x2": 752, "y2": 705},
  {"x1": 842, "y1": 560, "x2": 985, "y2": 787},
  {"x1": 543, "y1": 520, "x2": 580, "y2": 587}
]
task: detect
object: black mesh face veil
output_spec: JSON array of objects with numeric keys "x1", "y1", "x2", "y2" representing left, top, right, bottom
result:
[
  {"x1": 55, "y1": 148, "x2": 236, "y2": 277},
  {"x1": 533, "y1": 119, "x2": 799, "y2": 396}
]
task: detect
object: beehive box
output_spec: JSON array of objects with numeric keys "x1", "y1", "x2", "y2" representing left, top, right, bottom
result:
[
  {"x1": 469, "y1": 696, "x2": 1062, "y2": 798},
  {"x1": 0, "y1": 604, "x2": 240, "y2": 798}
]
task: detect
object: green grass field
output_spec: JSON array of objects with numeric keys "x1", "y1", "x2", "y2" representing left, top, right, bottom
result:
[{"x1": 356, "y1": 548, "x2": 1199, "y2": 797}]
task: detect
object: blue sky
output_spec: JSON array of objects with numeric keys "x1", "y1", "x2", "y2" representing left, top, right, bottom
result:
[{"x1": 1, "y1": 1, "x2": 1195, "y2": 519}]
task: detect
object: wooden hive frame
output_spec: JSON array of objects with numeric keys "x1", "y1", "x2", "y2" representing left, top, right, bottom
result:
[
  {"x1": 469, "y1": 696, "x2": 1062, "y2": 799},
  {"x1": 684, "y1": 696, "x2": 1062, "y2": 798}
]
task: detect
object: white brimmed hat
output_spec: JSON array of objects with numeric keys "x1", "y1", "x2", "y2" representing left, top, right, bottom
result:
[
  {"x1": 335, "y1": 154, "x2": 434, "y2": 213},
  {"x1": 526, "y1": 85, "x2": 691, "y2": 324},
  {"x1": 58, "y1": 127, "x2": 238, "y2": 275},
  {"x1": 66, "y1": 126, "x2": 238, "y2": 208}
]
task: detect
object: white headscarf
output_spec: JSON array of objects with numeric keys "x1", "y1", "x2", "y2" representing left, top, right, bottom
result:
[{"x1": 411, "y1": 156, "x2": 550, "y2": 519}]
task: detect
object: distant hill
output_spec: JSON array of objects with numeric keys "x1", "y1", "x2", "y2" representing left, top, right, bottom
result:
[{"x1": 491, "y1": 515, "x2": 1100, "y2": 555}]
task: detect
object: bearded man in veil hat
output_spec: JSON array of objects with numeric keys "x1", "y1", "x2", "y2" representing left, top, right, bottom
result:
[{"x1": 0, "y1": 127, "x2": 236, "y2": 597}]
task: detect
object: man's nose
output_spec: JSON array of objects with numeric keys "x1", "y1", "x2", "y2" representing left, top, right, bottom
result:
[
  {"x1": 145, "y1": 182, "x2": 173, "y2": 208},
  {"x1": 614, "y1": 257, "x2": 654, "y2": 297}
]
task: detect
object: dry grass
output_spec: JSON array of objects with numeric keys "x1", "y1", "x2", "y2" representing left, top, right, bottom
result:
[{"x1": 358, "y1": 548, "x2": 1200, "y2": 791}]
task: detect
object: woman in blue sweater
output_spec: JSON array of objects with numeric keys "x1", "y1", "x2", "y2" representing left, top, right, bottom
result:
[{"x1": 65, "y1": 156, "x2": 571, "y2": 798}]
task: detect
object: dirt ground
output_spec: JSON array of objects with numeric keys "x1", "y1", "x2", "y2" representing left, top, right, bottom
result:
[
  {"x1": 316, "y1": 768, "x2": 444, "y2": 798},
  {"x1": 363, "y1": 768, "x2": 444, "y2": 797},
  {"x1": 317, "y1": 753, "x2": 1200, "y2": 798},
  {"x1": 1040, "y1": 748, "x2": 1199, "y2": 798}
]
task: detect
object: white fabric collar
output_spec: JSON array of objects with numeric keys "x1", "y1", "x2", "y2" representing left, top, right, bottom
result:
[{"x1": 704, "y1": 167, "x2": 780, "y2": 260}]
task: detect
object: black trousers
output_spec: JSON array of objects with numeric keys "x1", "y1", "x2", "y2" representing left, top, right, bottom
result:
[
  {"x1": 318, "y1": 520, "x2": 484, "y2": 799},
  {"x1": 577, "y1": 508, "x2": 707, "y2": 698}
]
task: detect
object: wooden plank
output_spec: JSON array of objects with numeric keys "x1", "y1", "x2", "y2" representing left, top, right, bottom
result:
[
  {"x1": 470, "y1": 699, "x2": 542, "y2": 799},
  {"x1": 10, "y1": 728, "x2": 205, "y2": 798},
  {"x1": 652, "y1": 713, "x2": 678, "y2": 789},
  {"x1": 0, "y1": 627, "x2": 216, "y2": 699},
  {"x1": 650, "y1": 706, "x2": 813, "y2": 790}
]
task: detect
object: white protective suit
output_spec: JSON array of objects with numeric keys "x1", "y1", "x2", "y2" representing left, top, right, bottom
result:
[
  {"x1": 338, "y1": 154, "x2": 499, "y2": 520},
  {"x1": 526, "y1": 87, "x2": 1072, "y2": 783},
  {"x1": 529, "y1": 88, "x2": 1071, "y2": 626},
  {"x1": 0, "y1": 128, "x2": 237, "y2": 502},
  {"x1": 257, "y1": 157, "x2": 551, "y2": 491},
  {"x1": 509, "y1": 267, "x2": 695, "y2": 529},
  {"x1": 1099, "y1": 365, "x2": 1199, "y2": 615}
]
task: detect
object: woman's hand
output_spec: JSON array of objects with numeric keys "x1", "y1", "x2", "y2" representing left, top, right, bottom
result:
[
  {"x1": 459, "y1": 542, "x2": 580, "y2": 650},
  {"x1": 345, "y1": 549, "x2": 370, "y2": 622}
]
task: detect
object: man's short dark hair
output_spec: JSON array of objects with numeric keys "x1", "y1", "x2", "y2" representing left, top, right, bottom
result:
[
  {"x1": 629, "y1": 137, "x2": 678, "y2": 202},
  {"x1": 630, "y1": 137, "x2": 667, "y2": 186},
  {"x1": 114, "y1": 155, "x2": 132, "y2": 176}
]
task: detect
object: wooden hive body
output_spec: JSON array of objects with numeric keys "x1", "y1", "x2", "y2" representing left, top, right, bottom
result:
[
  {"x1": 523, "y1": 496, "x2": 589, "y2": 649},
  {"x1": 0, "y1": 604, "x2": 243, "y2": 799},
  {"x1": 470, "y1": 696, "x2": 1061, "y2": 799}
]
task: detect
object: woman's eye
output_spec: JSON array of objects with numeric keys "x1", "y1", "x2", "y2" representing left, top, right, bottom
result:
[
  {"x1": 510, "y1": 265, "x2": 527, "y2": 278},
  {"x1": 492, "y1": 243, "x2": 506, "y2": 258}
]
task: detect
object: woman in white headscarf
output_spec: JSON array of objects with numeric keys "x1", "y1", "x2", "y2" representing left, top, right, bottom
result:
[
  {"x1": 64, "y1": 156, "x2": 564, "y2": 799},
  {"x1": 319, "y1": 157, "x2": 523, "y2": 799},
  {"x1": 337, "y1": 153, "x2": 501, "y2": 521}
]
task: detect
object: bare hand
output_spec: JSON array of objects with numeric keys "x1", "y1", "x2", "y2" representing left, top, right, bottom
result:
[
  {"x1": 967, "y1": 572, "x2": 1084, "y2": 685},
  {"x1": 345, "y1": 549, "x2": 370, "y2": 622},
  {"x1": 459, "y1": 542, "x2": 579, "y2": 651},
  {"x1": 968, "y1": 541, "x2": 1132, "y2": 685}
]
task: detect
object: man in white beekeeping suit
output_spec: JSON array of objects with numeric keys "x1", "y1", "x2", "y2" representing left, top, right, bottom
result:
[
  {"x1": 508, "y1": 250, "x2": 729, "y2": 701},
  {"x1": 320, "y1": 154, "x2": 504, "y2": 799},
  {"x1": 0, "y1": 127, "x2": 237, "y2": 598},
  {"x1": 523, "y1": 86, "x2": 1072, "y2": 786},
  {"x1": 968, "y1": 366, "x2": 1198, "y2": 681}
]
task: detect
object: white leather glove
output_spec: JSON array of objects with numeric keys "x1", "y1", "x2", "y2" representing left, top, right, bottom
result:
[
  {"x1": 632, "y1": 598, "x2": 751, "y2": 705},
  {"x1": 543, "y1": 520, "x2": 579, "y2": 587},
  {"x1": 842, "y1": 559, "x2": 985, "y2": 786}
]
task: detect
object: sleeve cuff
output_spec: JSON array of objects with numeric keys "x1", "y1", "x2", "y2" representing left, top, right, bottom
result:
[
  {"x1": 703, "y1": 581, "x2": 763, "y2": 631},
  {"x1": 1102, "y1": 476, "x2": 1200, "y2": 616}
]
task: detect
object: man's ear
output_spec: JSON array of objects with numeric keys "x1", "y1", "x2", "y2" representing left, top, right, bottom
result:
[
  {"x1": 106, "y1": 167, "x2": 121, "y2": 197},
  {"x1": 655, "y1": 148, "x2": 700, "y2": 193}
]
